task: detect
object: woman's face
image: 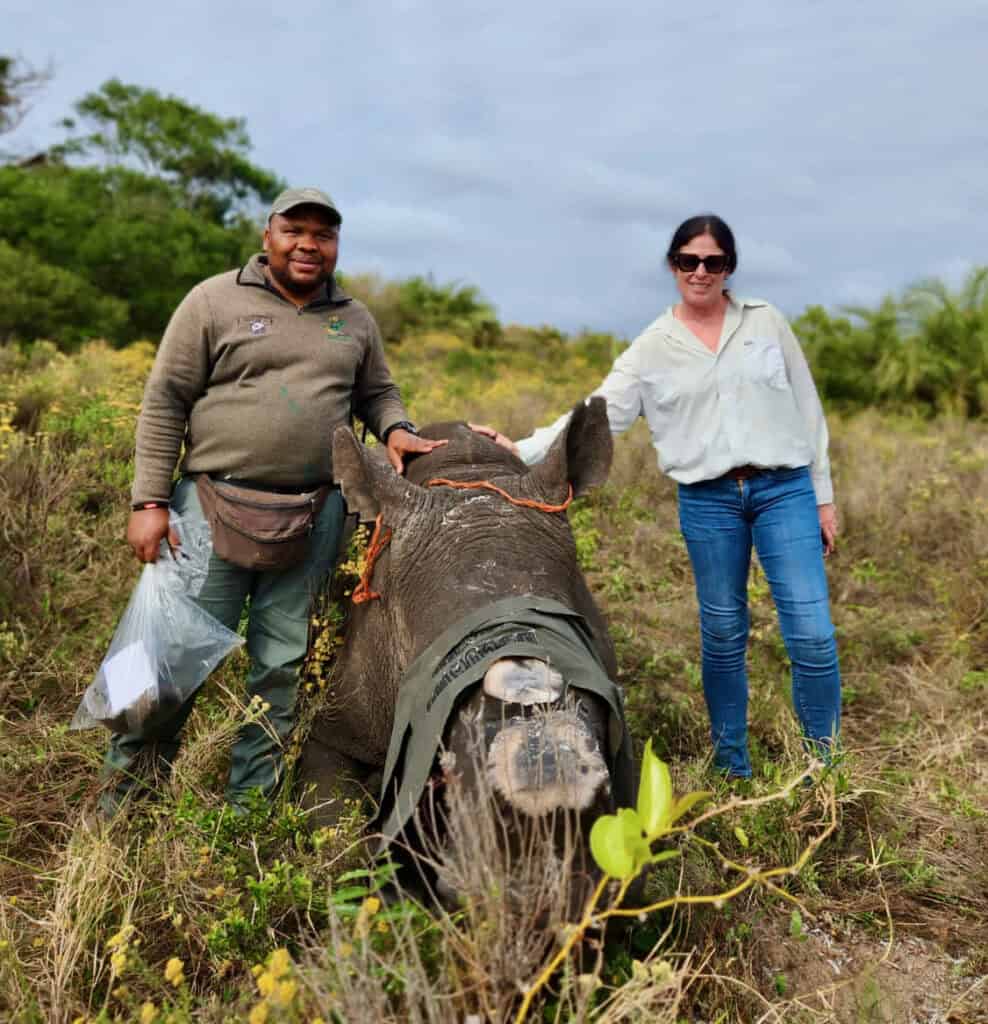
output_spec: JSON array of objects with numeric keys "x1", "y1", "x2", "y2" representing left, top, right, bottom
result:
[{"x1": 669, "y1": 232, "x2": 730, "y2": 311}]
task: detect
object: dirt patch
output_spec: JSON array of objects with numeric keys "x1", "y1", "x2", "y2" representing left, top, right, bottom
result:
[{"x1": 749, "y1": 916, "x2": 986, "y2": 1023}]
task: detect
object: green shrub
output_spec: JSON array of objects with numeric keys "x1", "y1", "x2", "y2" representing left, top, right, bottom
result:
[{"x1": 0, "y1": 240, "x2": 129, "y2": 347}]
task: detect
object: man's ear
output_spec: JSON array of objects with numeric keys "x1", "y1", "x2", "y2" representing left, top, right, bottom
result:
[
  {"x1": 333, "y1": 426, "x2": 416, "y2": 521},
  {"x1": 527, "y1": 396, "x2": 613, "y2": 499}
]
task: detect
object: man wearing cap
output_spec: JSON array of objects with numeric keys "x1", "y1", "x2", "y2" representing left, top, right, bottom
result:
[{"x1": 100, "y1": 187, "x2": 442, "y2": 815}]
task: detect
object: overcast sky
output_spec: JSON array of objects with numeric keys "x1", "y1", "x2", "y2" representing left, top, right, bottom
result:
[{"x1": 6, "y1": 0, "x2": 986, "y2": 337}]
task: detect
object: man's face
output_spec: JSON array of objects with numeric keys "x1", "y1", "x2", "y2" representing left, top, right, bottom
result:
[{"x1": 263, "y1": 206, "x2": 340, "y2": 301}]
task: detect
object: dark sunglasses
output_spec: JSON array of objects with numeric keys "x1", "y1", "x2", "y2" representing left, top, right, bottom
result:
[{"x1": 671, "y1": 252, "x2": 729, "y2": 274}]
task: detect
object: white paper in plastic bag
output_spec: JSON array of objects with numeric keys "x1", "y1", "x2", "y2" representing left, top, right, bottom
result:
[{"x1": 71, "y1": 513, "x2": 244, "y2": 734}]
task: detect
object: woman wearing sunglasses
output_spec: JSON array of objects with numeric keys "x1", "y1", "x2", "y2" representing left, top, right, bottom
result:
[{"x1": 506, "y1": 213, "x2": 840, "y2": 780}]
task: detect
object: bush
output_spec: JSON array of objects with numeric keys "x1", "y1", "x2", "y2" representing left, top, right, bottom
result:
[
  {"x1": 0, "y1": 165, "x2": 256, "y2": 344},
  {"x1": 795, "y1": 267, "x2": 988, "y2": 418},
  {"x1": 0, "y1": 240, "x2": 129, "y2": 347}
]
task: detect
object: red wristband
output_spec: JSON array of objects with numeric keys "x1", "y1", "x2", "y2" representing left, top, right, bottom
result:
[{"x1": 132, "y1": 501, "x2": 170, "y2": 511}]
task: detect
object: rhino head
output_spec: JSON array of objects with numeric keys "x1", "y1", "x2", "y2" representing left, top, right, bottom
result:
[{"x1": 331, "y1": 396, "x2": 615, "y2": 677}]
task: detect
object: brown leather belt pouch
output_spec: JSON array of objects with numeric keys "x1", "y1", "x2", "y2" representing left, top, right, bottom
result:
[{"x1": 195, "y1": 475, "x2": 331, "y2": 571}]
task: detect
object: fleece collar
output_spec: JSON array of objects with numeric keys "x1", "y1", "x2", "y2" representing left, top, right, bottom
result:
[{"x1": 236, "y1": 253, "x2": 350, "y2": 307}]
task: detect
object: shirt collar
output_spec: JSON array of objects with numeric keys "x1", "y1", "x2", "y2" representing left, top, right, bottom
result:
[
  {"x1": 726, "y1": 291, "x2": 768, "y2": 311},
  {"x1": 657, "y1": 291, "x2": 768, "y2": 348}
]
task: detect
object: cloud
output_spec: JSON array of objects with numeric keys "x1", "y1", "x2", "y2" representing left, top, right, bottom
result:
[
  {"x1": 738, "y1": 238, "x2": 808, "y2": 284},
  {"x1": 344, "y1": 201, "x2": 464, "y2": 252},
  {"x1": 558, "y1": 159, "x2": 689, "y2": 225},
  {"x1": 403, "y1": 136, "x2": 516, "y2": 199}
]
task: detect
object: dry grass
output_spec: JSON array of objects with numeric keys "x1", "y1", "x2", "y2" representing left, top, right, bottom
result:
[
  {"x1": 0, "y1": 341, "x2": 986, "y2": 1021},
  {"x1": 295, "y1": 736, "x2": 693, "y2": 1024}
]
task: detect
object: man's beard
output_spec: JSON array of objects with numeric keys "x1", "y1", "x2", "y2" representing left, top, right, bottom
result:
[{"x1": 266, "y1": 260, "x2": 329, "y2": 297}]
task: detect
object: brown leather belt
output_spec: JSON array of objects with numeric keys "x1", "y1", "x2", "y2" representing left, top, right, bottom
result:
[{"x1": 722, "y1": 464, "x2": 766, "y2": 481}]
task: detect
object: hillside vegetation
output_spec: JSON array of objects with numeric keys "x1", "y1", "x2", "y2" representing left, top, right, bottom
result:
[{"x1": 0, "y1": 326, "x2": 985, "y2": 1023}]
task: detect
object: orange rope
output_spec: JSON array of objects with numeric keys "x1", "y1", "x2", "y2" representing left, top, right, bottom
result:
[
  {"x1": 426, "y1": 478, "x2": 574, "y2": 513},
  {"x1": 351, "y1": 514, "x2": 393, "y2": 604},
  {"x1": 351, "y1": 479, "x2": 573, "y2": 605}
]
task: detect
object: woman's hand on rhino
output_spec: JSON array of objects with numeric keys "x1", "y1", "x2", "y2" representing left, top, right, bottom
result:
[
  {"x1": 126, "y1": 507, "x2": 180, "y2": 563},
  {"x1": 385, "y1": 429, "x2": 448, "y2": 474},
  {"x1": 468, "y1": 423, "x2": 520, "y2": 457}
]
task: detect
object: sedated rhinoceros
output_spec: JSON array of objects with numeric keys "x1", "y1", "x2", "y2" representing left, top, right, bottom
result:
[{"x1": 298, "y1": 396, "x2": 634, "y2": 901}]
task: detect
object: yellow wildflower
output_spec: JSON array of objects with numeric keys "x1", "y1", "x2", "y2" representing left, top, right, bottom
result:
[
  {"x1": 355, "y1": 895, "x2": 382, "y2": 938},
  {"x1": 276, "y1": 979, "x2": 297, "y2": 1005},
  {"x1": 248, "y1": 1002, "x2": 269, "y2": 1024},
  {"x1": 257, "y1": 971, "x2": 275, "y2": 997},
  {"x1": 164, "y1": 956, "x2": 185, "y2": 986},
  {"x1": 251, "y1": 963, "x2": 265, "y2": 977},
  {"x1": 110, "y1": 951, "x2": 127, "y2": 974},
  {"x1": 268, "y1": 947, "x2": 292, "y2": 979},
  {"x1": 139, "y1": 1004, "x2": 157, "y2": 1024},
  {"x1": 106, "y1": 925, "x2": 135, "y2": 950}
]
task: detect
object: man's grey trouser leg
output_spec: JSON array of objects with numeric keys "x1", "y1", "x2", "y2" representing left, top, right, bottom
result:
[{"x1": 100, "y1": 477, "x2": 345, "y2": 813}]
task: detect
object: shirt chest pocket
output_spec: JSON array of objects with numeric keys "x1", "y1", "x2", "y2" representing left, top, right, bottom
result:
[{"x1": 743, "y1": 337, "x2": 789, "y2": 390}]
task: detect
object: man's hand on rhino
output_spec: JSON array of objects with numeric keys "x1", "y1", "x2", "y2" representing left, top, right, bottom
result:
[
  {"x1": 127, "y1": 507, "x2": 180, "y2": 563},
  {"x1": 468, "y1": 423, "x2": 520, "y2": 457},
  {"x1": 385, "y1": 429, "x2": 448, "y2": 474}
]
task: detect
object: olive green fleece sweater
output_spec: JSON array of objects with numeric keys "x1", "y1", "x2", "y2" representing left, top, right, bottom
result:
[{"x1": 132, "y1": 255, "x2": 409, "y2": 504}]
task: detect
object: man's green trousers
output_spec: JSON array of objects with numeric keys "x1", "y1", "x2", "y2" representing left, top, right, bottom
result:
[{"x1": 100, "y1": 476, "x2": 345, "y2": 813}]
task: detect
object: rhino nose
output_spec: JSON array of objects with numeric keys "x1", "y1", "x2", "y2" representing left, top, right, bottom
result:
[{"x1": 486, "y1": 710, "x2": 609, "y2": 816}]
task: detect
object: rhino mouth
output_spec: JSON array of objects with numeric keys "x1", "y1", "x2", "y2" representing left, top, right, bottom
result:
[{"x1": 486, "y1": 707, "x2": 610, "y2": 816}]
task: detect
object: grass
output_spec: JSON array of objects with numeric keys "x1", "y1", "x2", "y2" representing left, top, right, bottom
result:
[{"x1": 0, "y1": 338, "x2": 986, "y2": 1021}]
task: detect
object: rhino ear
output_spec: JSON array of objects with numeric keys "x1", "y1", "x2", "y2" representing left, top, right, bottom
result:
[
  {"x1": 528, "y1": 396, "x2": 613, "y2": 499},
  {"x1": 332, "y1": 425, "x2": 415, "y2": 521}
]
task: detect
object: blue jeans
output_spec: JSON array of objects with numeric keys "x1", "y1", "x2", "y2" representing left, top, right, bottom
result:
[{"x1": 678, "y1": 467, "x2": 840, "y2": 777}]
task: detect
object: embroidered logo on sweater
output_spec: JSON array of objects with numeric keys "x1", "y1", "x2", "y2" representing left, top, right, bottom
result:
[{"x1": 325, "y1": 316, "x2": 351, "y2": 341}]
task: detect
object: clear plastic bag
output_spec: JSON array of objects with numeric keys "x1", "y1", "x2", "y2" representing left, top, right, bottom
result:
[{"x1": 71, "y1": 513, "x2": 244, "y2": 734}]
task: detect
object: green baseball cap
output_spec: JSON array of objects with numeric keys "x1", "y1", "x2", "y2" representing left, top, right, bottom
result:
[{"x1": 267, "y1": 187, "x2": 342, "y2": 225}]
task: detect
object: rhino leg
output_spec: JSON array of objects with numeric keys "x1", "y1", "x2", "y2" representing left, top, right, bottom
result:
[{"x1": 296, "y1": 721, "x2": 380, "y2": 830}]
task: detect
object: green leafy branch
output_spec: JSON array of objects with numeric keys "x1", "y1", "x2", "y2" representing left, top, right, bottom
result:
[{"x1": 513, "y1": 742, "x2": 838, "y2": 1023}]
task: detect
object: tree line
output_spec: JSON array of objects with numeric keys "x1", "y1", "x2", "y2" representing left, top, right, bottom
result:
[{"x1": 1, "y1": 56, "x2": 985, "y2": 417}]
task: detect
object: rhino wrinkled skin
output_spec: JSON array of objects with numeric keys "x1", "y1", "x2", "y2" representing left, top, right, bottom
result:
[{"x1": 298, "y1": 398, "x2": 623, "y2": 887}]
